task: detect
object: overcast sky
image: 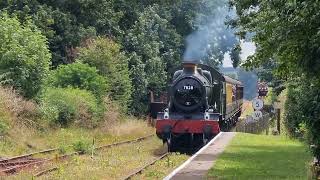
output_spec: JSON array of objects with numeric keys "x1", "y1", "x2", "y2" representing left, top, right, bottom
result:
[{"x1": 223, "y1": 41, "x2": 256, "y2": 67}]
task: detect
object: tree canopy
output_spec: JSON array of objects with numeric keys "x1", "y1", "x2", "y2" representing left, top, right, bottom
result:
[
  {"x1": 0, "y1": 12, "x2": 51, "y2": 98},
  {"x1": 0, "y1": 0, "x2": 239, "y2": 115},
  {"x1": 230, "y1": 0, "x2": 320, "y2": 160},
  {"x1": 230, "y1": 0, "x2": 320, "y2": 78}
]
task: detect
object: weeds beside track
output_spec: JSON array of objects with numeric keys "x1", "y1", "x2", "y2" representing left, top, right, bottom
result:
[
  {"x1": 123, "y1": 152, "x2": 169, "y2": 180},
  {"x1": 0, "y1": 134, "x2": 155, "y2": 176}
]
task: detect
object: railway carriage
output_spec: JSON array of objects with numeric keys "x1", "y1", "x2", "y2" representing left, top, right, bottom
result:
[{"x1": 155, "y1": 62, "x2": 243, "y2": 151}]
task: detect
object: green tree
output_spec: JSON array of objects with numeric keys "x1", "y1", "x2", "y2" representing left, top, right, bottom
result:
[
  {"x1": 127, "y1": 53, "x2": 148, "y2": 115},
  {"x1": 0, "y1": 12, "x2": 51, "y2": 98},
  {"x1": 0, "y1": 0, "x2": 122, "y2": 66},
  {"x1": 285, "y1": 77, "x2": 320, "y2": 160},
  {"x1": 47, "y1": 62, "x2": 107, "y2": 100},
  {"x1": 77, "y1": 38, "x2": 132, "y2": 111},
  {"x1": 230, "y1": 45, "x2": 241, "y2": 68},
  {"x1": 124, "y1": 5, "x2": 182, "y2": 114},
  {"x1": 230, "y1": 0, "x2": 320, "y2": 78},
  {"x1": 229, "y1": 0, "x2": 320, "y2": 159}
]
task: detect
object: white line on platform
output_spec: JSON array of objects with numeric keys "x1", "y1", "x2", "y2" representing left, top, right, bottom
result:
[{"x1": 163, "y1": 132, "x2": 223, "y2": 180}]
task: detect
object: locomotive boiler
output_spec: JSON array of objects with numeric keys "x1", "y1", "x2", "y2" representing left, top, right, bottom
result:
[{"x1": 155, "y1": 62, "x2": 243, "y2": 151}]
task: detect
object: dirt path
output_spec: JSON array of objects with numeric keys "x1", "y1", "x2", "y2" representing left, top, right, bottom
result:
[{"x1": 165, "y1": 132, "x2": 236, "y2": 180}]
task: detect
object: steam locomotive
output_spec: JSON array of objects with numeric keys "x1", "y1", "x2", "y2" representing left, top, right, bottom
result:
[
  {"x1": 258, "y1": 82, "x2": 268, "y2": 97},
  {"x1": 155, "y1": 62, "x2": 243, "y2": 151}
]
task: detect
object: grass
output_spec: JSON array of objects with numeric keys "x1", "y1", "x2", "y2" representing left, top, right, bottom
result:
[
  {"x1": 40, "y1": 137, "x2": 163, "y2": 179},
  {"x1": 208, "y1": 133, "x2": 312, "y2": 180},
  {"x1": 0, "y1": 120, "x2": 154, "y2": 157},
  {"x1": 0, "y1": 86, "x2": 154, "y2": 157},
  {"x1": 9, "y1": 136, "x2": 187, "y2": 179},
  {"x1": 132, "y1": 152, "x2": 189, "y2": 179},
  {"x1": 1, "y1": 117, "x2": 186, "y2": 179}
]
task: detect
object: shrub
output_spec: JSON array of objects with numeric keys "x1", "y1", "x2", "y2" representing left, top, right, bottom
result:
[
  {"x1": 285, "y1": 77, "x2": 320, "y2": 160},
  {"x1": 0, "y1": 12, "x2": 51, "y2": 98},
  {"x1": 0, "y1": 121, "x2": 9, "y2": 135},
  {"x1": 284, "y1": 84, "x2": 303, "y2": 136},
  {"x1": 47, "y1": 62, "x2": 107, "y2": 100},
  {"x1": 41, "y1": 87, "x2": 101, "y2": 127},
  {"x1": 77, "y1": 37, "x2": 132, "y2": 111},
  {"x1": 72, "y1": 138, "x2": 91, "y2": 154}
]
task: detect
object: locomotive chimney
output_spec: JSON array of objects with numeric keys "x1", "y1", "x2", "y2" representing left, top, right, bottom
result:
[{"x1": 183, "y1": 62, "x2": 197, "y2": 74}]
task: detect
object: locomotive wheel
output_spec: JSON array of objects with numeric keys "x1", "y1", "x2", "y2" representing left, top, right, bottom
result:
[
  {"x1": 202, "y1": 134, "x2": 209, "y2": 146},
  {"x1": 166, "y1": 134, "x2": 175, "y2": 152},
  {"x1": 166, "y1": 138, "x2": 172, "y2": 152}
]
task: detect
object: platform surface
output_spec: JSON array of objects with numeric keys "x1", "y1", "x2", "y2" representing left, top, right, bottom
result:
[{"x1": 165, "y1": 132, "x2": 236, "y2": 180}]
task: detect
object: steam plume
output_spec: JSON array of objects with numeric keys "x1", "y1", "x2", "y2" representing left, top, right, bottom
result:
[{"x1": 183, "y1": 1, "x2": 237, "y2": 66}]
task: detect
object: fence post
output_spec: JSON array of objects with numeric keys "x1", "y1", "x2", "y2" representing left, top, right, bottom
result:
[
  {"x1": 266, "y1": 114, "x2": 269, "y2": 135},
  {"x1": 276, "y1": 108, "x2": 281, "y2": 134}
]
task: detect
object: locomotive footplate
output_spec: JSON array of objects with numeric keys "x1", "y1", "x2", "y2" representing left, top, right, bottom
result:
[
  {"x1": 155, "y1": 112, "x2": 220, "y2": 138},
  {"x1": 156, "y1": 119, "x2": 220, "y2": 134}
]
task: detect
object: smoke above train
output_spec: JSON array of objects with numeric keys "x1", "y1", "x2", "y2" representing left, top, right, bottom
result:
[{"x1": 182, "y1": 2, "x2": 237, "y2": 66}]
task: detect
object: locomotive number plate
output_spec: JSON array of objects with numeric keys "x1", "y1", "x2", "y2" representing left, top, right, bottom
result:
[{"x1": 183, "y1": 85, "x2": 194, "y2": 90}]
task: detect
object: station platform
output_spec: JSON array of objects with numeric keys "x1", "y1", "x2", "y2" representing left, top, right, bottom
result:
[{"x1": 164, "y1": 132, "x2": 236, "y2": 180}]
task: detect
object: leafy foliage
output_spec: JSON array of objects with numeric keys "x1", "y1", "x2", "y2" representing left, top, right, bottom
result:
[
  {"x1": 0, "y1": 12, "x2": 51, "y2": 98},
  {"x1": 0, "y1": 120, "x2": 9, "y2": 135},
  {"x1": 47, "y1": 62, "x2": 107, "y2": 100},
  {"x1": 77, "y1": 38, "x2": 132, "y2": 111},
  {"x1": 124, "y1": 5, "x2": 182, "y2": 114},
  {"x1": 41, "y1": 87, "x2": 101, "y2": 127},
  {"x1": 230, "y1": 45, "x2": 241, "y2": 68},
  {"x1": 230, "y1": 0, "x2": 320, "y2": 78},
  {"x1": 230, "y1": 0, "x2": 320, "y2": 159},
  {"x1": 0, "y1": 0, "x2": 239, "y2": 116},
  {"x1": 0, "y1": 0, "x2": 122, "y2": 66},
  {"x1": 285, "y1": 77, "x2": 320, "y2": 160},
  {"x1": 127, "y1": 53, "x2": 148, "y2": 115},
  {"x1": 72, "y1": 138, "x2": 91, "y2": 154}
]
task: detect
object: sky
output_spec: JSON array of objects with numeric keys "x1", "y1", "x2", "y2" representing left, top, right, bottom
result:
[{"x1": 223, "y1": 41, "x2": 256, "y2": 67}]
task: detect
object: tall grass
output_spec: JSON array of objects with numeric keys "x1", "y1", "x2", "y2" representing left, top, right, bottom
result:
[
  {"x1": 0, "y1": 87, "x2": 41, "y2": 129},
  {"x1": 0, "y1": 86, "x2": 154, "y2": 158}
]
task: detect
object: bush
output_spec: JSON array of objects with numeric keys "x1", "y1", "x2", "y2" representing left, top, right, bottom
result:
[
  {"x1": 284, "y1": 84, "x2": 303, "y2": 136},
  {"x1": 0, "y1": 120, "x2": 9, "y2": 135},
  {"x1": 47, "y1": 62, "x2": 107, "y2": 100},
  {"x1": 77, "y1": 37, "x2": 132, "y2": 111},
  {"x1": 41, "y1": 87, "x2": 101, "y2": 127},
  {"x1": 285, "y1": 77, "x2": 320, "y2": 160},
  {"x1": 0, "y1": 12, "x2": 51, "y2": 98},
  {"x1": 72, "y1": 138, "x2": 91, "y2": 154}
]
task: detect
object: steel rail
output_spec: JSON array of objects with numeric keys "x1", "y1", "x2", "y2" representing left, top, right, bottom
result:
[
  {"x1": 0, "y1": 148, "x2": 58, "y2": 164},
  {"x1": 123, "y1": 152, "x2": 169, "y2": 180},
  {"x1": 31, "y1": 134, "x2": 155, "y2": 177}
]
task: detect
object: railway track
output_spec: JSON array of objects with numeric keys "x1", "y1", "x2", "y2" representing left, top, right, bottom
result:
[
  {"x1": 0, "y1": 148, "x2": 59, "y2": 175},
  {"x1": 119, "y1": 105, "x2": 250, "y2": 179},
  {"x1": 123, "y1": 152, "x2": 169, "y2": 180},
  {"x1": 0, "y1": 134, "x2": 155, "y2": 176},
  {"x1": 32, "y1": 134, "x2": 155, "y2": 177}
]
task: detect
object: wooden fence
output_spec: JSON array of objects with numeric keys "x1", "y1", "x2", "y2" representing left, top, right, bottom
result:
[{"x1": 235, "y1": 113, "x2": 271, "y2": 134}]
